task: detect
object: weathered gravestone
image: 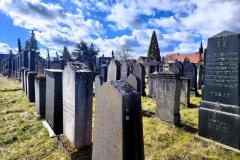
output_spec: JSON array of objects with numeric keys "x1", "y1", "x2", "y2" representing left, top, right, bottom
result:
[
  {"x1": 156, "y1": 71, "x2": 181, "y2": 126},
  {"x1": 173, "y1": 60, "x2": 183, "y2": 76},
  {"x1": 95, "y1": 75, "x2": 103, "y2": 95},
  {"x1": 20, "y1": 67, "x2": 27, "y2": 91},
  {"x1": 126, "y1": 74, "x2": 141, "y2": 93},
  {"x1": 27, "y1": 72, "x2": 37, "y2": 102},
  {"x1": 148, "y1": 71, "x2": 160, "y2": 98},
  {"x1": 107, "y1": 59, "x2": 120, "y2": 81},
  {"x1": 24, "y1": 69, "x2": 29, "y2": 94},
  {"x1": 120, "y1": 62, "x2": 130, "y2": 81},
  {"x1": 133, "y1": 63, "x2": 146, "y2": 96},
  {"x1": 62, "y1": 62, "x2": 93, "y2": 150},
  {"x1": 35, "y1": 75, "x2": 46, "y2": 118},
  {"x1": 92, "y1": 80, "x2": 144, "y2": 160},
  {"x1": 180, "y1": 78, "x2": 190, "y2": 107},
  {"x1": 183, "y1": 63, "x2": 197, "y2": 95},
  {"x1": 199, "y1": 31, "x2": 240, "y2": 149},
  {"x1": 197, "y1": 64, "x2": 204, "y2": 89},
  {"x1": 45, "y1": 69, "x2": 63, "y2": 134}
]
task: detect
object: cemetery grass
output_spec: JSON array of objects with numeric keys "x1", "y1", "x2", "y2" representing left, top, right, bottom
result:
[
  {"x1": 0, "y1": 76, "x2": 67, "y2": 160},
  {"x1": 142, "y1": 90, "x2": 240, "y2": 160}
]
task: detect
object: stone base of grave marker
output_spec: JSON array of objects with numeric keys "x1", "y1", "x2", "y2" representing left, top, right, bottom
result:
[
  {"x1": 156, "y1": 71, "x2": 181, "y2": 126},
  {"x1": 199, "y1": 102, "x2": 240, "y2": 149},
  {"x1": 58, "y1": 135, "x2": 92, "y2": 160}
]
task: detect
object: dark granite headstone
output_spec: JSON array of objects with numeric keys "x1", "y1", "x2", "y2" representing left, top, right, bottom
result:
[
  {"x1": 180, "y1": 78, "x2": 190, "y2": 107},
  {"x1": 35, "y1": 75, "x2": 46, "y2": 118},
  {"x1": 156, "y1": 71, "x2": 181, "y2": 126},
  {"x1": 120, "y1": 62, "x2": 130, "y2": 81},
  {"x1": 24, "y1": 69, "x2": 29, "y2": 94},
  {"x1": 27, "y1": 72, "x2": 37, "y2": 102},
  {"x1": 20, "y1": 67, "x2": 27, "y2": 91},
  {"x1": 100, "y1": 64, "x2": 108, "y2": 82},
  {"x1": 148, "y1": 71, "x2": 160, "y2": 98},
  {"x1": 133, "y1": 63, "x2": 146, "y2": 96},
  {"x1": 45, "y1": 69, "x2": 63, "y2": 134},
  {"x1": 173, "y1": 60, "x2": 183, "y2": 76},
  {"x1": 199, "y1": 31, "x2": 240, "y2": 149},
  {"x1": 197, "y1": 65, "x2": 204, "y2": 89},
  {"x1": 126, "y1": 74, "x2": 141, "y2": 93},
  {"x1": 92, "y1": 80, "x2": 144, "y2": 160},
  {"x1": 107, "y1": 59, "x2": 120, "y2": 81},
  {"x1": 183, "y1": 63, "x2": 197, "y2": 95},
  {"x1": 63, "y1": 62, "x2": 93, "y2": 149}
]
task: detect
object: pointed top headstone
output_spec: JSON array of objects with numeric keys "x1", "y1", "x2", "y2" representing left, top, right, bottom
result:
[{"x1": 211, "y1": 30, "x2": 236, "y2": 38}]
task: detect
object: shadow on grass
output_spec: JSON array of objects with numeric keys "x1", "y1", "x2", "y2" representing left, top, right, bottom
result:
[
  {"x1": 142, "y1": 110, "x2": 155, "y2": 117},
  {"x1": 0, "y1": 88, "x2": 22, "y2": 92},
  {"x1": 179, "y1": 123, "x2": 198, "y2": 134}
]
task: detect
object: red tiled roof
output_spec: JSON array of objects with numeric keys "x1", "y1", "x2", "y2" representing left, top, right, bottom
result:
[{"x1": 165, "y1": 53, "x2": 201, "y2": 63}]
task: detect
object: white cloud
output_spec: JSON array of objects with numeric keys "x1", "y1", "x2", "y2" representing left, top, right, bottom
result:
[{"x1": 0, "y1": 43, "x2": 12, "y2": 54}]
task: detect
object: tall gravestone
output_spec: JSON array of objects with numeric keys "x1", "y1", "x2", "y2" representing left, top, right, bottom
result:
[
  {"x1": 62, "y1": 62, "x2": 93, "y2": 150},
  {"x1": 180, "y1": 78, "x2": 190, "y2": 107},
  {"x1": 120, "y1": 62, "x2": 130, "y2": 81},
  {"x1": 148, "y1": 71, "x2": 160, "y2": 98},
  {"x1": 95, "y1": 75, "x2": 103, "y2": 95},
  {"x1": 92, "y1": 80, "x2": 144, "y2": 160},
  {"x1": 183, "y1": 63, "x2": 197, "y2": 95},
  {"x1": 35, "y1": 75, "x2": 46, "y2": 118},
  {"x1": 199, "y1": 31, "x2": 240, "y2": 149},
  {"x1": 24, "y1": 69, "x2": 29, "y2": 94},
  {"x1": 100, "y1": 64, "x2": 108, "y2": 82},
  {"x1": 45, "y1": 69, "x2": 63, "y2": 134},
  {"x1": 133, "y1": 63, "x2": 146, "y2": 96},
  {"x1": 126, "y1": 74, "x2": 141, "y2": 93},
  {"x1": 173, "y1": 60, "x2": 183, "y2": 76},
  {"x1": 27, "y1": 72, "x2": 37, "y2": 102},
  {"x1": 156, "y1": 71, "x2": 181, "y2": 126},
  {"x1": 20, "y1": 67, "x2": 27, "y2": 91},
  {"x1": 107, "y1": 59, "x2": 120, "y2": 81}
]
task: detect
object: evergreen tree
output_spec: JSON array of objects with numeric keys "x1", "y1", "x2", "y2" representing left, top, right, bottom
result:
[
  {"x1": 147, "y1": 30, "x2": 161, "y2": 62},
  {"x1": 47, "y1": 49, "x2": 50, "y2": 61},
  {"x1": 29, "y1": 30, "x2": 38, "y2": 51},
  {"x1": 17, "y1": 38, "x2": 22, "y2": 53},
  {"x1": 63, "y1": 46, "x2": 71, "y2": 61}
]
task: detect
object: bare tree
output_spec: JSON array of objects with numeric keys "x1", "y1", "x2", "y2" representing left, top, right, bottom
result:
[{"x1": 115, "y1": 44, "x2": 133, "y2": 61}]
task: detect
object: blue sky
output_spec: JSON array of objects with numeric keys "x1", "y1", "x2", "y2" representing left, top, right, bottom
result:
[{"x1": 0, "y1": 0, "x2": 239, "y2": 58}]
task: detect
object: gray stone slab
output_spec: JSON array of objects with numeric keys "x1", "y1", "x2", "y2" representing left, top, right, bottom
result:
[
  {"x1": 27, "y1": 72, "x2": 37, "y2": 102},
  {"x1": 107, "y1": 59, "x2": 120, "y2": 81},
  {"x1": 126, "y1": 74, "x2": 141, "y2": 93},
  {"x1": 120, "y1": 62, "x2": 130, "y2": 81},
  {"x1": 92, "y1": 80, "x2": 144, "y2": 160},
  {"x1": 180, "y1": 78, "x2": 190, "y2": 107},
  {"x1": 133, "y1": 63, "x2": 146, "y2": 96}
]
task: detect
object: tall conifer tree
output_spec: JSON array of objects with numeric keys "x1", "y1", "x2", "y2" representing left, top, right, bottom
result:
[{"x1": 147, "y1": 30, "x2": 161, "y2": 62}]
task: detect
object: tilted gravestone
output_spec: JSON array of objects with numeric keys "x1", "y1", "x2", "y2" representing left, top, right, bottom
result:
[
  {"x1": 133, "y1": 63, "x2": 146, "y2": 96},
  {"x1": 180, "y1": 78, "x2": 190, "y2": 107},
  {"x1": 45, "y1": 69, "x2": 63, "y2": 134},
  {"x1": 126, "y1": 74, "x2": 141, "y2": 93},
  {"x1": 148, "y1": 71, "x2": 160, "y2": 98},
  {"x1": 27, "y1": 72, "x2": 37, "y2": 102},
  {"x1": 156, "y1": 71, "x2": 181, "y2": 126},
  {"x1": 95, "y1": 75, "x2": 103, "y2": 95},
  {"x1": 35, "y1": 75, "x2": 46, "y2": 118},
  {"x1": 107, "y1": 59, "x2": 120, "y2": 81},
  {"x1": 199, "y1": 31, "x2": 240, "y2": 149},
  {"x1": 92, "y1": 80, "x2": 144, "y2": 160},
  {"x1": 183, "y1": 63, "x2": 197, "y2": 95},
  {"x1": 120, "y1": 62, "x2": 130, "y2": 81},
  {"x1": 62, "y1": 62, "x2": 93, "y2": 149}
]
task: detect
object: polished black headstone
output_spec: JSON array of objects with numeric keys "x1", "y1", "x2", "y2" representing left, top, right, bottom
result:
[
  {"x1": 27, "y1": 72, "x2": 37, "y2": 102},
  {"x1": 35, "y1": 76, "x2": 46, "y2": 118},
  {"x1": 183, "y1": 63, "x2": 197, "y2": 94},
  {"x1": 199, "y1": 31, "x2": 240, "y2": 149}
]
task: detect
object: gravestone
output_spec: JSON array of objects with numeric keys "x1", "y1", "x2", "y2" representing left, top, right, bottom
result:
[
  {"x1": 133, "y1": 63, "x2": 146, "y2": 96},
  {"x1": 169, "y1": 65, "x2": 181, "y2": 75},
  {"x1": 156, "y1": 71, "x2": 181, "y2": 126},
  {"x1": 62, "y1": 62, "x2": 93, "y2": 149},
  {"x1": 35, "y1": 75, "x2": 46, "y2": 118},
  {"x1": 199, "y1": 31, "x2": 240, "y2": 149},
  {"x1": 120, "y1": 62, "x2": 130, "y2": 81},
  {"x1": 107, "y1": 59, "x2": 120, "y2": 81},
  {"x1": 126, "y1": 74, "x2": 141, "y2": 93},
  {"x1": 27, "y1": 72, "x2": 37, "y2": 102},
  {"x1": 173, "y1": 60, "x2": 183, "y2": 76},
  {"x1": 24, "y1": 69, "x2": 29, "y2": 94},
  {"x1": 95, "y1": 75, "x2": 103, "y2": 95},
  {"x1": 100, "y1": 64, "x2": 108, "y2": 82},
  {"x1": 197, "y1": 65, "x2": 204, "y2": 89},
  {"x1": 146, "y1": 60, "x2": 159, "y2": 77},
  {"x1": 92, "y1": 80, "x2": 144, "y2": 160},
  {"x1": 180, "y1": 78, "x2": 190, "y2": 107},
  {"x1": 148, "y1": 71, "x2": 160, "y2": 98},
  {"x1": 183, "y1": 63, "x2": 197, "y2": 95},
  {"x1": 20, "y1": 67, "x2": 27, "y2": 91},
  {"x1": 45, "y1": 69, "x2": 63, "y2": 134}
]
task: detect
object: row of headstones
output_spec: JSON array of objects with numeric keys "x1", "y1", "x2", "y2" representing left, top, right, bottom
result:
[{"x1": 20, "y1": 62, "x2": 145, "y2": 159}]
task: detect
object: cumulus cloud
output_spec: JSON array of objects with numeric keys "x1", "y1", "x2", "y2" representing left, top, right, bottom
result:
[{"x1": 0, "y1": 43, "x2": 12, "y2": 54}]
